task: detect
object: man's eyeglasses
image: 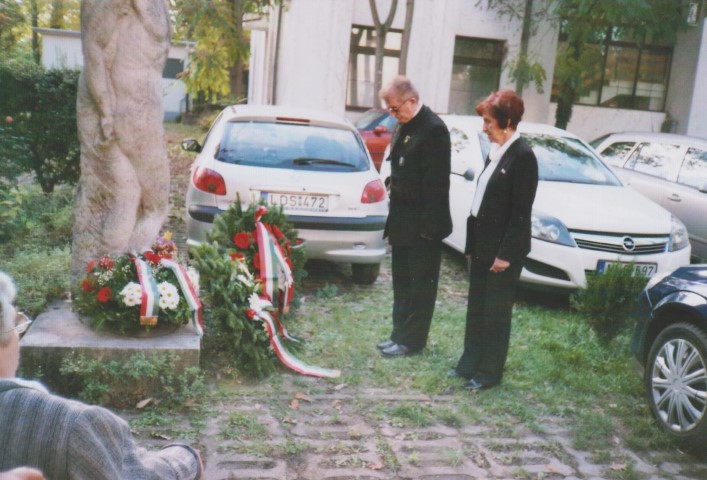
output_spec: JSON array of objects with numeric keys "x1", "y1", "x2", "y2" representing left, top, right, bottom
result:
[
  {"x1": 1, "y1": 311, "x2": 32, "y2": 338},
  {"x1": 387, "y1": 97, "x2": 413, "y2": 113}
]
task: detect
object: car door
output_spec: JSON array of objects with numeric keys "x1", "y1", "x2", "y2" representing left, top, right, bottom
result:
[
  {"x1": 620, "y1": 142, "x2": 684, "y2": 208},
  {"x1": 445, "y1": 124, "x2": 485, "y2": 252},
  {"x1": 671, "y1": 147, "x2": 707, "y2": 260}
]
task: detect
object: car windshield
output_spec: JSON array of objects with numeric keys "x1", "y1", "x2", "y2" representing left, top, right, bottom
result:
[
  {"x1": 216, "y1": 121, "x2": 370, "y2": 172},
  {"x1": 524, "y1": 134, "x2": 622, "y2": 185}
]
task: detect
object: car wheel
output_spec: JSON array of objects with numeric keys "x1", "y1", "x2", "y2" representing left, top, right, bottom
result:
[
  {"x1": 644, "y1": 322, "x2": 707, "y2": 444},
  {"x1": 351, "y1": 263, "x2": 380, "y2": 285}
]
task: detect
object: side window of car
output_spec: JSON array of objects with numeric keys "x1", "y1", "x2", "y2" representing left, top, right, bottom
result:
[
  {"x1": 626, "y1": 142, "x2": 680, "y2": 180},
  {"x1": 600, "y1": 141, "x2": 635, "y2": 164},
  {"x1": 678, "y1": 148, "x2": 707, "y2": 190}
]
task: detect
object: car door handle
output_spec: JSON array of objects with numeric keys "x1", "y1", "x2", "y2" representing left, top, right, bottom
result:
[{"x1": 667, "y1": 193, "x2": 682, "y2": 202}]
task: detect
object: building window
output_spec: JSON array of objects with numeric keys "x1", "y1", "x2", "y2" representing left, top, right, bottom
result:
[
  {"x1": 552, "y1": 27, "x2": 673, "y2": 112},
  {"x1": 163, "y1": 58, "x2": 184, "y2": 80},
  {"x1": 448, "y1": 37, "x2": 504, "y2": 115},
  {"x1": 346, "y1": 26, "x2": 401, "y2": 110}
]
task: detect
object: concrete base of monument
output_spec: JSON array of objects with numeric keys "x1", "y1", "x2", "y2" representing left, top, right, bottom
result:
[{"x1": 19, "y1": 300, "x2": 201, "y2": 400}]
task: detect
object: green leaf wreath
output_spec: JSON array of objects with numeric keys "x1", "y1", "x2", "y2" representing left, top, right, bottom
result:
[{"x1": 190, "y1": 200, "x2": 306, "y2": 378}]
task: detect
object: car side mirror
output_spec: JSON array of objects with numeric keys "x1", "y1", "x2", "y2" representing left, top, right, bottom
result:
[
  {"x1": 699, "y1": 183, "x2": 707, "y2": 194},
  {"x1": 463, "y1": 167, "x2": 475, "y2": 182},
  {"x1": 373, "y1": 125, "x2": 388, "y2": 135},
  {"x1": 181, "y1": 138, "x2": 202, "y2": 153}
]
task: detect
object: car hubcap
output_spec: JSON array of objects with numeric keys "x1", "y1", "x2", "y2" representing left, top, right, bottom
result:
[{"x1": 651, "y1": 338, "x2": 707, "y2": 432}]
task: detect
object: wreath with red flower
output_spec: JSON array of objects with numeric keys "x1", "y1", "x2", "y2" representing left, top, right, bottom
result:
[
  {"x1": 74, "y1": 233, "x2": 201, "y2": 335},
  {"x1": 190, "y1": 200, "x2": 307, "y2": 378}
]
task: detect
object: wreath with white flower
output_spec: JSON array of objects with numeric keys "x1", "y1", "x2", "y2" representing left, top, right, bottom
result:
[{"x1": 74, "y1": 233, "x2": 203, "y2": 335}]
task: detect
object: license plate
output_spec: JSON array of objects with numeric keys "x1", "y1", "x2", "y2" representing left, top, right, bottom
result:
[
  {"x1": 264, "y1": 192, "x2": 329, "y2": 212},
  {"x1": 596, "y1": 260, "x2": 657, "y2": 277}
]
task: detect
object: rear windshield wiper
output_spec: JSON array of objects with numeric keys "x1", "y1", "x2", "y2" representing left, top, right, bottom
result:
[{"x1": 292, "y1": 157, "x2": 356, "y2": 168}]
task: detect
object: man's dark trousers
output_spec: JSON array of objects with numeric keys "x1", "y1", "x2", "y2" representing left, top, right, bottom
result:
[{"x1": 390, "y1": 241, "x2": 443, "y2": 352}]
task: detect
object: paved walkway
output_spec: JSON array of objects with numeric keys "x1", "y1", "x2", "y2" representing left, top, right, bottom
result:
[{"x1": 134, "y1": 380, "x2": 707, "y2": 480}]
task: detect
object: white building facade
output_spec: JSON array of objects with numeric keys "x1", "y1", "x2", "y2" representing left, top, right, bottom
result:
[
  {"x1": 36, "y1": 28, "x2": 191, "y2": 121},
  {"x1": 247, "y1": 0, "x2": 707, "y2": 142}
]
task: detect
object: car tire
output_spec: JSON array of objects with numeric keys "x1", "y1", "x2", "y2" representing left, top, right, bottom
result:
[
  {"x1": 351, "y1": 263, "x2": 380, "y2": 285},
  {"x1": 644, "y1": 322, "x2": 707, "y2": 445}
]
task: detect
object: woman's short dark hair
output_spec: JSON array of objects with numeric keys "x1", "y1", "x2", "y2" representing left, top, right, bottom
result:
[{"x1": 475, "y1": 89, "x2": 525, "y2": 129}]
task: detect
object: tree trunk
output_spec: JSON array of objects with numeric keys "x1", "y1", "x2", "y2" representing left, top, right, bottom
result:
[
  {"x1": 369, "y1": 0, "x2": 398, "y2": 107},
  {"x1": 229, "y1": 0, "x2": 247, "y2": 101},
  {"x1": 515, "y1": 0, "x2": 533, "y2": 94},
  {"x1": 398, "y1": 0, "x2": 414, "y2": 75},
  {"x1": 31, "y1": 0, "x2": 40, "y2": 64}
]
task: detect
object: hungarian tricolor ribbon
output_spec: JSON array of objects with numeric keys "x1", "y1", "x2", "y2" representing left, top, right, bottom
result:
[
  {"x1": 134, "y1": 257, "x2": 160, "y2": 321},
  {"x1": 248, "y1": 294, "x2": 340, "y2": 378},
  {"x1": 247, "y1": 206, "x2": 339, "y2": 378},
  {"x1": 160, "y1": 258, "x2": 204, "y2": 336},
  {"x1": 254, "y1": 206, "x2": 298, "y2": 342}
]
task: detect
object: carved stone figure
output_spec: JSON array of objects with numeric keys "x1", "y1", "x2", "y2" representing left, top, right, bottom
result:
[{"x1": 71, "y1": 0, "x2": 172, "y2": 283}]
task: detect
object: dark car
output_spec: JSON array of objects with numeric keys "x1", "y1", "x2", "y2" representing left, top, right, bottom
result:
[
  {"x1": 631, "y1": 264, "x2": 707, "y2": 445},
  {"x1": 354, "y1": 108, "x2": 397, "y2": 171}
]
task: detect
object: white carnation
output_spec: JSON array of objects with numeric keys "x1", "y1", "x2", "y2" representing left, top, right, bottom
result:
[
  {"x1": 157, "y1": 282, "x2": 180, "y2": 310},
  {"x1": 120, "y1": 282, "x2": 143, "y2": 307}
]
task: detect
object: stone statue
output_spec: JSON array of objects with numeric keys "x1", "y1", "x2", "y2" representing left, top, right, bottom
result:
[{"x1": 71, "y1": 0, "x2": 172, "y2": 283}]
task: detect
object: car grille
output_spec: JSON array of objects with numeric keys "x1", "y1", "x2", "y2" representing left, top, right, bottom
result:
[{"x1": 571, "y1": 231, "x2": 668, "y2": 255}]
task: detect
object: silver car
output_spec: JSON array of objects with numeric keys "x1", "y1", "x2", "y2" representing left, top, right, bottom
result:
[
  {"x1": 182, "y1": 105, "x2": 388, "y2": 284},
  {"x1": 592, "y1": 132, "x2": 707, "y2": 262}
]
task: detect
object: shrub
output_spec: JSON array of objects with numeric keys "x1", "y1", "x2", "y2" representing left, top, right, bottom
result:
[
  {"x1": 0, "y1": 58, "x2": 81, "y2": 192},
  {"x1": 58, "y1": 352, "x2": 207, "y2": 409},
  {"x1": 0, "y1": 246, "x2": 71, "y2": 317},
  {"x1": 571, "y1": 264, "x2": 648, "y2": 342}
]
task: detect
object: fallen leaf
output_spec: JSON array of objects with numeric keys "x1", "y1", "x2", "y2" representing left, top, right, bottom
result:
[
  {"x1": 333, "y1": 383, "x2": 348, "y2": 391},
  {"x1": 150, "y1": 432, "x2": 171, "y2": 440},
  {"x1": 290, "y1": 399, "x2": 300, "y2": 410},
  {"x1": 295, "y1": 392, "x2": 313, "y2": 402},
  {"x1": 368, "y1": 463, "x2": 384, "y2": 470},
  {"x1": 610, "y1": 463, "x2": 626, "y2": 471},
  {"x1": 136, "y1": 398, "x2": 152, "y2": 409}
]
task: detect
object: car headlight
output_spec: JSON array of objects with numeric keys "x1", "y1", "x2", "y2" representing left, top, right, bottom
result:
[
  {"x1": 531, "y1": 212, "x2": 577, "y2": 247},
  {"x1": 668, "y1": 216, "x2": 689, "y2": 252}
]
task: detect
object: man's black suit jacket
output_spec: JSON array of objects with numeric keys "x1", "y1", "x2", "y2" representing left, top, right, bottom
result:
[
  {"x1": 465, "y1": 137, "x2": 538, "y2": 266},
  {"x1": 384, "y1": 105, "x2": 452, "y2": 246}
]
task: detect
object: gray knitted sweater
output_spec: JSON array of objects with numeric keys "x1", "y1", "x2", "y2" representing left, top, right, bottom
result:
[{"x1": 0, "y1": 379, "x2": 201, "y2": 479}]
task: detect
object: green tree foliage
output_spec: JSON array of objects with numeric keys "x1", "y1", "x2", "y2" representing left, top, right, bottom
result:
[
  {"x1": 0, "y1": 0, "x2": 26, "y2": 52},
  {"x1": 551, "y1": 0, "x2": 686, "y2": 129},
  {"x1": 486, "y1": 0, "x2": 686, "y2": 128},
  {"x1": 173, "y1": 0, "x2": 281, "y2": 103},
  {"x1": 0, "y1": 58, "x2": 80, "y2": 193}
]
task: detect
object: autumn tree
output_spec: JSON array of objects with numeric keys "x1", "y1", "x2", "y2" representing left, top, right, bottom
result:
[{"x1": 173, "y1": 0, "x2": 281, "y2": 104}]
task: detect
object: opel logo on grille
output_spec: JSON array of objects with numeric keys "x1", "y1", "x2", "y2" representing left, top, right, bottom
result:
[{"x1": 622, "y1": 236, "x2": 636, "y2": 252}]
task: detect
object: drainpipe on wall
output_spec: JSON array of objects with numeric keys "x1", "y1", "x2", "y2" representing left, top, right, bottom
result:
[{"x1": 272, "y1": 2, "x2": 284, "y2": 105}]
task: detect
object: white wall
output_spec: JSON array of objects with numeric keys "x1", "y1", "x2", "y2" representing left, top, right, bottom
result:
[
  {"x1": 36, "y1": 28, "x2": 190, "y2": 120},
  {"x1": 687, "y1": 18, "x2": 707, "y2": 139},
  {"x1": 547, "y1": 104, "x2": 666, "y2": 142}
]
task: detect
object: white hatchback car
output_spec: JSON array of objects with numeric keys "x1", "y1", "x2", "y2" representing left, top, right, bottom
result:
[
  {"x1": 380, "y1": 115, "x2": 692, "y2": 291},
  {"x1": 183, "y1": 105, "x2": 388, "y2": 284},
  {"x1": 591, "y1": 132, "x2": 707, "y2": 262}
]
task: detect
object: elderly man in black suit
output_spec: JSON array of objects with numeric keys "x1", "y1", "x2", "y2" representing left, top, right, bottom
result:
[{"x1": 376, "y1": 76, "x2": 452, "y2": 357}]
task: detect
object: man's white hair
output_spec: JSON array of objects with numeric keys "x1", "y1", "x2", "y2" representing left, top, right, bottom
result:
[{"x1": 0, "y1": 271, "x2": 17, "y2": 337}]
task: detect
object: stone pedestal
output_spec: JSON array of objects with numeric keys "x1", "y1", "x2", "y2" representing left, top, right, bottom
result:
[{"x1": 19, "y1": 300, "x2": 201, "y2": 401}]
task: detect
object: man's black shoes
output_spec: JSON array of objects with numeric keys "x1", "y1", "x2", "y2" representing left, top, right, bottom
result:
[
  {"x1": 381, "y1": 343, "x2": 419, "y2": 357},
  {"x1": 462, "y1": 378, "x2": 496, "y2": 391},
  {"x1": 376, "y1": 339, "x2": 395, "y2": 350}
]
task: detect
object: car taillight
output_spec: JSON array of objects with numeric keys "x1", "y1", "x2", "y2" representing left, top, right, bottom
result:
[
  {"x1": 361, "y1": 179, "x2": 386, "y2": 203},
  {"x1": 192, "y1": 166, "x2": 227, "y2": 195}
]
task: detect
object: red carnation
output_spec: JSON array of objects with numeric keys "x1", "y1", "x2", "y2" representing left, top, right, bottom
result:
[
  {"x1": 143, "y1": 251, "x2": 161, "y2": 265},
  {"x1": 81, "y1": 278, "x2": 95, "y2": 292},
  {"x1": 86, "y1": 260, "x2": 97, "y2": 273},
  {"x1": 272, "y1": 225, "x2": 284, "y2": 240},
  {"x1": 233, "y1": 232, "x2": 251, "y2": 249},
  {"x1": 97, "y1": 287, "x2": 112, "y2": 303},
  {"x1": 229, "y1": 252, "x2": 245, "y2": 262},
  {"x1": 98, "y1": 256, "x2": 114, "y2": 270},
  {"x1": 245, "y1": 309, "x2": 257, "y2": 320}
]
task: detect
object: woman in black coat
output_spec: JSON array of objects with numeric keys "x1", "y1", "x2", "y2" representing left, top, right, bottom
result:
[{"x1": 450, "y1": 90, "x2": 538, "y2": 390}]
